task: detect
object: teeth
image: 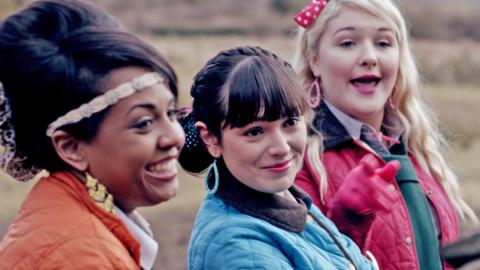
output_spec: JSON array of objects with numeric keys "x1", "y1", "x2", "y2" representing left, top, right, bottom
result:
[{"x1": 148, "y1": 159, "x2": 177, "y2": 174}]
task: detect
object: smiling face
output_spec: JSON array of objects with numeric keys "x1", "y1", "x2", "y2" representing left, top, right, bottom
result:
[
  {"x1": 218, "y1": 116, "x2": 307, "y2": 195},
  {"x1": 311, "y1": 6, "x2": 400, "y2": 130},
  {"x1": 80, "y1": 66, "x2": 185, "y2": 213}
]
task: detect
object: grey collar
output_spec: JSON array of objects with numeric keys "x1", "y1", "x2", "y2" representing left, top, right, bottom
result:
[{"x1": 210, "y1": 158, "x2": 312, "y2": 233}]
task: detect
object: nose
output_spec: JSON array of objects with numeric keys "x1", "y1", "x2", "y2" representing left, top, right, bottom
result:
[
  {"x1": 157, "y1": 120, "x2": 185, "y2": 150},
  {"x1": 267, "y1": 131, "x2": 290, "y2": 157},
  {"x1": 359, "y1": 43, "x2": 378, "y2": 68}
]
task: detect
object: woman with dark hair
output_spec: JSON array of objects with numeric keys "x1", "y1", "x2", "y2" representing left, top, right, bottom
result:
[
  {"x1": 0, "y1": 1, "x2": 184, "y2": 269},
  {"x1": 179, "y1": 46, "x2": 391, "y2": 269}
]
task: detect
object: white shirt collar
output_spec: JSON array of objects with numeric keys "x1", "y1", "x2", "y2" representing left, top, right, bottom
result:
[
  {"x1": 115, "y1": 206, "x2": 158, "y2": 270},
  {"x1": 324, "y1": 100, "x2": 404, "y2": 147},
  {"x1": 325, "y1": 101, "x2": 363, "y2": 140}
]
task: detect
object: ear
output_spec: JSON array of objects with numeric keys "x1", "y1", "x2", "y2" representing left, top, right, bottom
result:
[
  {"x1": 50, "y1": 130, "x2": 88, "y2": 171},
  {"x1": 195, "y1": 121, "x2": 221, "y2": 158},
  {"x1": 309, "y1": 56, "x2": 322, "y2": 78}
]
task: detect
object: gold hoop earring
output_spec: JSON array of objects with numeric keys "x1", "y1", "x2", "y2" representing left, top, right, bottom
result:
[{"x1": 85, "y1": 173, "x2": 115, "y2": 214}]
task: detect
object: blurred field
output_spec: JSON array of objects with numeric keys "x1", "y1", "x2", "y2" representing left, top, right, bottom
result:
[{"x1": 1, "y1": 35, "x2": 480, "y2": 270}]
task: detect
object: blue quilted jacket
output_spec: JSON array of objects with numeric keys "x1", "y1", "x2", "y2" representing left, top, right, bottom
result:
[{"x1": 188, "y1": 159, "x2": 376, "y2": 270}]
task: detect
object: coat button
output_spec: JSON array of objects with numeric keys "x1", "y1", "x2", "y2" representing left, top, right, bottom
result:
[
  {"x1": 405, "y1": 236, "x2": 412, "y2": 246},
  {"x1": 306, "y1": 215, "x2": 313, "y2": 223},
  {"x1": 426, "y1": 189, "x2": 434, "y2": 196},
  {"x1": 386, "y1": 184, "x2": 395, "y2": 193}
]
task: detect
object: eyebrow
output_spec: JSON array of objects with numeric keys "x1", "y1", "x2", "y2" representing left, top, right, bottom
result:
[
  {"x1": 126, "y1": 103, "x2": 156, "y2": 116},
  {"x1": 126, "y1": 97, "x2": 175, "y2": 116},
  {"x1": 334, "y1": 26, "x2": 396, "y2": 35}
]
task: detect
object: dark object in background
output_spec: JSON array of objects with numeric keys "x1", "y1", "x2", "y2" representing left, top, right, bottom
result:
[{"x1": 441, "y1": 230, "x2": 480, "y2": 268}]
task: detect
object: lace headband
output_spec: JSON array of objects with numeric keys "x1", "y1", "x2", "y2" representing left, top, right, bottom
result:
[
  {"x1": 46, "y1": 72, "x2": 165, "y2": 137},
  {"x1": 0, "y1": 72, "x2": 166, "y2": 181}
]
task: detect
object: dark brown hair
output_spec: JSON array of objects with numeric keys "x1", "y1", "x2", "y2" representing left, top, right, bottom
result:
[
  {"x1": 0, "y1": 0, "x2": 178, "y2": 172},
  {"x1": 179, "y1": 46, "x2": 308, "y2": 173}
]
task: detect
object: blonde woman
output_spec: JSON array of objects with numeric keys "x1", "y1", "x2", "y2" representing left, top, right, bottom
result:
[{"x1": 292, "y1": 0, "x2": 477, "y2": 269}]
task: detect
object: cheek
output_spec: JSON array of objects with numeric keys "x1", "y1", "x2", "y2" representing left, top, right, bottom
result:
[
  {"x1": 383, "y1": 51, "x2": 400, "y2": 75},
  {"x1": 227, "y1": 143, "x2": 259, "y2": 172},
  {"x1": 319, "y1": 61, "x2": 352, "y2": 94},
  {"x1": 291, "y1": 127, "x2": 308, "y2": 155},
  {"x1": 318, "y1": 47, "x2": 352, "y2": 73}
]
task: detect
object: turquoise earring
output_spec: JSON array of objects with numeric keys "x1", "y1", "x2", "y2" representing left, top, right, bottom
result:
[{"x1": 204, "y1": 160, "x2": 219, "y2": 195}]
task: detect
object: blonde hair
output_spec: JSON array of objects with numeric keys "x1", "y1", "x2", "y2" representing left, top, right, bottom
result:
[{"x1": 293, "y1": 0, "x2": 477, "y2": 222}]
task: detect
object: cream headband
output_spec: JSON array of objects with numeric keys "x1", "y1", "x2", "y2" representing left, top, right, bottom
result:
[{"x1": 46, "y1": 72, "x2": 166, "y2": 137}]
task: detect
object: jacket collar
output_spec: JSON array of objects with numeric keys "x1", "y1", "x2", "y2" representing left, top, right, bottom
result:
[
  {"x1": 312, "y1": 101, "x2": 405, "y2": 151},
  {"x1": 50, "y1": 171, "x2": 141, "y2": 264},
  {"x1": 210, "y1": 158, "x2": 312, "y2": 233},
  {"x1": 311, "y1": 101, "x2": 353, "y2": 150}
]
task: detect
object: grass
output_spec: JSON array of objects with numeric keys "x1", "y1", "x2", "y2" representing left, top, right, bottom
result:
[{"x1": 1, "y1": 35, "x2": 479, "y2": 270}]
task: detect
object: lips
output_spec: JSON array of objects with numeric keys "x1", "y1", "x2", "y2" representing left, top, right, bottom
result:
[
  {"x1": 145, "y1": 158, "x2": 178, "y2": 181},
  {"x1": 262, "y1": 160, "x2": 292, "y2": 173},
  {"x1": 350, "y1": 75, "x2": 381, "y2": 94}
]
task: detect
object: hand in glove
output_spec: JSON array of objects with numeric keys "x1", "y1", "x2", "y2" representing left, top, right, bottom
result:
[{"x1": 332, "y1": 154, "x2": 401, "y2": 215}]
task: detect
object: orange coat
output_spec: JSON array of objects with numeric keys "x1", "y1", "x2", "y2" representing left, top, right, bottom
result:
[{"x1": 0, "y1": 171, "x2": 141, "y2": 270}]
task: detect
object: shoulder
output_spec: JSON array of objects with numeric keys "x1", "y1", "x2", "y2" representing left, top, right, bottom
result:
[
  {"x1": 0, "y1": 222, "x2": 136, "y2": 269},
  {"x1": 0, "y1": 235, "x2": 137, "y2": 270},
  {"x1": 189, "y1": 196, "x2": 295, "y2": 269},
  {"x1": 323, "y1": 146, "x2": 365, "y2": 170},
  {"x1": 37, "y1": 236, "x2": 137, "y2": 269},
  {"x1": 0, "y1": 178, "x2": 135, "y2": 269},
  {"x1": 191, "y1": 195, "x2": 277, "y2": 241}
]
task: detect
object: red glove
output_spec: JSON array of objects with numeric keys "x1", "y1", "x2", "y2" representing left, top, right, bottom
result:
[{"x1": 333, "y1": 154, "x2": 401, "y2": 215}]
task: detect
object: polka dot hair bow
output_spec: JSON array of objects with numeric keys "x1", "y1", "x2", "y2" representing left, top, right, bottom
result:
[
  {"x1": 294, "y1": 0, "x2": 329, "y2": 28},
  {"x1": 177, "y1": 106, "x2": 202, "y2": 152}
]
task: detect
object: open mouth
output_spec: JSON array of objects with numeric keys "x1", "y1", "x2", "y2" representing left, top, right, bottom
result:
[
  {"x1": 350, "y1": 77, "x2": 381, "y2": 86},
  {"x1": 350, "y1": 76, "x2": 381, "y2": 94},
  {"x1": 146, "y1": 159, "x2": 177, "y2": 179}
]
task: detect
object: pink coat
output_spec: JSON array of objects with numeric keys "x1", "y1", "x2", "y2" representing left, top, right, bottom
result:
[
  {"x1": 295, "y1": 103, "x2": 459, "y2": 270},
  {"x1": 296, "y1": 140, "x2": 459, "y2": 270}
]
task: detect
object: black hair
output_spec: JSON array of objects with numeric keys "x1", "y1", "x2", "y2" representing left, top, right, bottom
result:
[
  {"x1": 0, "y1": 0, "x2": 178, "y2": 172},
  {"x1": 179, "y1": 46, "x2": 308, "y2": 173}
]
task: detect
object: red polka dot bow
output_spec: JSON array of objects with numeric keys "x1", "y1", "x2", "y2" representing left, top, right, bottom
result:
[{"x1": 294, "y1": 0, "x2": 329, "y2": 28}]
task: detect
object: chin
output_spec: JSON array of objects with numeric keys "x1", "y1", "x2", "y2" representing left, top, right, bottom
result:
[
  {"x1": 160, "y1": 188, "x2": 178, "y2": 202},
  {"x1": 148, "y1": 188, "x2": 178, "y2": 206},
  {"x1": 272, "y1": 181, "x2": 294, "y2": 194}
]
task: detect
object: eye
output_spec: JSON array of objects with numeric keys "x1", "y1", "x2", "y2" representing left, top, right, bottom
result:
[
  {"x1": 132, "y1": 116, "x2": 154, "y2": 131},
  {"x1": 167, "y1": 108, "x2": 180, "y2": 121},
  {"x1": 244, "y1": 127, "x2": 264, "y2": 137},
  {"x1": 283, "y1": 117, "x2": 299, "y2": 128},
  {"x1": 377, "y1": 40, "x2": 391, "y2": 48},
  {"x1": 340, "y1": 40, "x2": 355, "y2": 48}
]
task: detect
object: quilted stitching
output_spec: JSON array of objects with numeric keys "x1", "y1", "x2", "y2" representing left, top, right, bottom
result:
[
  {"x1": 304, "y1": 147, "x2": 458, "y2": 270},
  {"x1": 189, "y1": 196, "x2": 376, "y2": 270}
]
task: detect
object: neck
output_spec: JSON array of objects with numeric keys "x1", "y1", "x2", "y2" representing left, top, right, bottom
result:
[
  {"x1": 357, "y1": 110, "x2": 385, "y2": 132},
  {"x1": 211, "y1": 158, "x2": 310, "y2": 233},
  {"x1": 69, "y1": 169, "x2": 87, "y2": 184}
]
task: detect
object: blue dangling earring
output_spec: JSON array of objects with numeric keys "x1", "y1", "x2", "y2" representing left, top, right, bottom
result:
[{"x1": 204, "y1": 160, "x2": 219, "y2": 195}]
